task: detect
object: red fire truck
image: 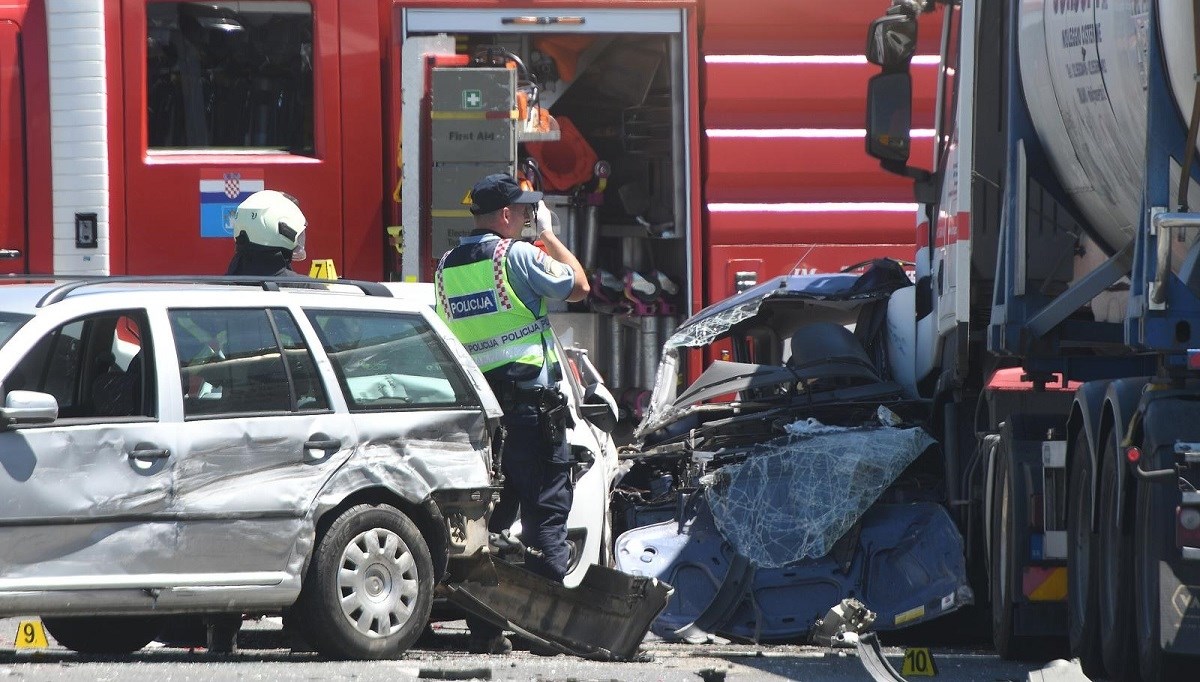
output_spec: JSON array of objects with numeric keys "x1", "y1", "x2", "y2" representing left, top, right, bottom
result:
[{"x1": 0, "y1": 0, "x2": 933, "y2": 395}]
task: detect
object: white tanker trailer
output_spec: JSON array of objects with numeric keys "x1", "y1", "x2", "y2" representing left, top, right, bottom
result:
[
  {"x1": 1024, "y1": 0, "x2": 1200, "y2": 304},
  {"x1": 864, "y1": 1, "x2": 1200, "y2": 680}
]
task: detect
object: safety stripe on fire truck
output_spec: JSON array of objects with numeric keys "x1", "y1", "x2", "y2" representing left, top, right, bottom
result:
[
  {"x1": 431, "y1": 110, "x2": 518, "y2": 120},
  {"x1": 431, "y1": 209, "x2": 473, "y2": 218},
  {"x1": 1022, "y1": 566, "x2": 1067, "y2": 601}
]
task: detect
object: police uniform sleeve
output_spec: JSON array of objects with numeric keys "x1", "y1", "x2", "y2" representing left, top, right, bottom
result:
[{"x1": 506, "y1": 241, "x2": 575, "y2": 302}]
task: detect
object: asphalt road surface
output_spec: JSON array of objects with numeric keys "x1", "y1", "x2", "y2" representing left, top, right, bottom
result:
[{"x1": 0, "y1": 616, "x2": 1064, "y2": 681}]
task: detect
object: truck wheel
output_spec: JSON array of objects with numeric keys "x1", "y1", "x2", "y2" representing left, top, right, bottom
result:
[
  {"x1": 990, "y1": 441, "x2": 1020, "y2": 659},
  {"x1": 990, "y1": 434, "x2": 1064, "y2": 660},
  {"x1": 294, "y1": 503, "x2": 434, "y2": 659},
  {"x1": 1097, "y1": 434, "x2": 1137, "y2": 680},
  {"x1": 1065, "y1": 438, "x2": 1103, "y2": 677},
  {"x1": 42, "y1": 616, "x2": 161, "y2": 654},
  {"x1": 1134, "y1": 476, "x2": 1190, "y2": 681}
]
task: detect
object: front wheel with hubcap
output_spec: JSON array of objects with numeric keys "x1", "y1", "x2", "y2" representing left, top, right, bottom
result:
[{"x1": 295, "y1": 503, "x2": 434, "y2": 659}]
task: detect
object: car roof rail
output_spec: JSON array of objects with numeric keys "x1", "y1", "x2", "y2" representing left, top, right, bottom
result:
[{"x1": 36, "y1": 275, "x2": 395, "y2": 307}]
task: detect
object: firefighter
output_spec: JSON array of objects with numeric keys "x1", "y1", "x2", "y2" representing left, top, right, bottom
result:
[
  {"x1": 434, "y1": 173, "x2": 589, "y2": 655},
  {"x1": 225, "y1": 190, "x2": 308, "y2": 277}
]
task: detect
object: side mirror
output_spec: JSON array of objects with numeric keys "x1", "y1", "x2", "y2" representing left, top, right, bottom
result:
[
  {"x1": 866, "y1": 11, "x2": 919, "y2": 70},
  {"x1": 579, "y1": 403, "x2": 617, "y2": 433},
  {"x1": 0, "y1": 390, "x2": 59, "y2": 427},
  {"x1": 865, "y1": 72, "x2": 913, "y2": 165},
  {"x1": 580, "y1": 383, "x2": 618, "y2": 433}
]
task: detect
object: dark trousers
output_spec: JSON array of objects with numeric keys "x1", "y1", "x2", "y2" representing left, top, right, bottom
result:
[{"x1": 468, "y1": 400, "x2": 574, "y2": 639}]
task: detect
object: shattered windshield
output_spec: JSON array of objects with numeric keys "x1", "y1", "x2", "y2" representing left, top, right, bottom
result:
[
  {"x1": 664, "y1": 298, "x2": 765, "y2": 350},
  {"x1": 638, "y1": 264, "x2": 913, "y2": 438},
  {"x1": 704, "y1": 411, "x2": 935, "y2": 568}
]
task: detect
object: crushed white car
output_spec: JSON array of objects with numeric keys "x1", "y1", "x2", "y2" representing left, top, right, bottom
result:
[{"x1": 614, "y1": 261, "x2": 973, "y2": 643}]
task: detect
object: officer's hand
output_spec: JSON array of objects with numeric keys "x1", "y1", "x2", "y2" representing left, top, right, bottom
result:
[{"x1": 535, "y1": 201, "x2": 559, "y2": 236}]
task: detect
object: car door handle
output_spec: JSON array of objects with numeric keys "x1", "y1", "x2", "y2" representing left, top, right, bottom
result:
[
  {"x1": 304, "y1": 437, "x2": 341, "y2": 451},
  {"x1": 303, "y1": 434, "x2": 342, "y2": 463},
  {"x1": 129, "y1": 444, "x2": 170, "y2": 460}
]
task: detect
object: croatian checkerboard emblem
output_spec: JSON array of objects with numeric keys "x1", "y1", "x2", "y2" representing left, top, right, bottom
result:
[{"x1": 223, "y1": 173, "x2": 242, "y2": 199}]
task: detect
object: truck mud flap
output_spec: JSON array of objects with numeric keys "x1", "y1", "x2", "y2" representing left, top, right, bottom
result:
[{"x1": 444, "y1": 554, "x2": 673, "y2": 661}]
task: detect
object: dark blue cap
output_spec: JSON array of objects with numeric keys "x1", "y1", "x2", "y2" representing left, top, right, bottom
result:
[{"x1": 468, "y1": 173, "x2": 542, "y2": 215}]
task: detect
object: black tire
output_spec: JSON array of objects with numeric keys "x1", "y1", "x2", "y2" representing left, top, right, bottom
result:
[
  {"x1": 1066, "y1": 437, "x2": 1104, "y2": 678},
  {"x1": 294, "y1": 503, "x2": 434, "y2": 659},
  {"x1": 42, "y1": 616, "x2": 161, "y2": 655},
  {"x1": 990, "y1": 435, "x2": 1062, "y2": 661},
  {"x1": 990, "y1": 439, "x2": 1019, "y2": 659},
  {"x1": 1135, "y1": 474, "x2": 1191, "y2": 682},
  {"x1": 1097, "y1": 432, "x2": 1137, "y2": 680}
]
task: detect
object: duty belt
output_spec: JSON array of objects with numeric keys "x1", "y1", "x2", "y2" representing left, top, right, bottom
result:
[{"x1": 492, "y1": 383, "x2": 548, "y2": 405}]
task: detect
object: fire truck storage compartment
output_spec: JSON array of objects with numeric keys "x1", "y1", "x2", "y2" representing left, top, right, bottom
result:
[{"x1": 401, "y1": 8, "x2": 690, "y2": 422}]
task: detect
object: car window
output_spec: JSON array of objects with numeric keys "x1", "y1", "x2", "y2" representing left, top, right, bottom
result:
[
  {"x1": 170, "y1": 308, "x2": 329, "y2": 418},
  {"x1": 5, "y1": 311, "x2": 155, "y2": 420},
  {"x1": 0, "y1": 311, "x2": 32, "y2": 349},
  {"x1": 271, "y1": 309, "x2": 330, "y2": 412},
  {"x1": 305, "y1": 309, "x2": 477, "y2": 410}
]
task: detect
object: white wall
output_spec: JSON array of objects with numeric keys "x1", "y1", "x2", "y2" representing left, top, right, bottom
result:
[{"x1": 47, "y1": 0, "x2": 108, "y2": 275}]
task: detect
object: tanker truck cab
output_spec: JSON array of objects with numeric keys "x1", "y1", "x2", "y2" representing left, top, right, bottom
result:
[
  {"x1": 867, "y1": 1, "x2": 1200, "y2": 679},
  {"x1": 864, "y1": 0, "x2": 969, "y2": 404}
]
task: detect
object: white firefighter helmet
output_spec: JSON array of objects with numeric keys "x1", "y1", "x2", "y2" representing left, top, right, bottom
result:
[{"x1": 233, "y1": 190, "x2": 307, "y2": 250}]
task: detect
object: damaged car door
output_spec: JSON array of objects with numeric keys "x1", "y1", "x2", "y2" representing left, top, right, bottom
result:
[
  {"x1": 164, "y1": 306, "x2": 356, "y2": 600},
  {"x1": 0, "y1": 307, "x2": 179, "y2": 608},
  {"x1": 302, "y1": 306, "x2": 493, "y2": 504}
]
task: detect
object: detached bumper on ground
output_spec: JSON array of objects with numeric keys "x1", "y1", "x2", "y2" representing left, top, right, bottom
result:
[{"x1": 444, "y1": 554, "x2": 673, "y2": 660}]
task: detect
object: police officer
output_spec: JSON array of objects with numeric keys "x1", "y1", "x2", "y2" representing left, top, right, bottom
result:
[
  {"x1": 225, "y1": 190, "x2": 309, "y2": 277},
  {"x1": 434, "y1": 173, "x2": 589, "y2": 655}
]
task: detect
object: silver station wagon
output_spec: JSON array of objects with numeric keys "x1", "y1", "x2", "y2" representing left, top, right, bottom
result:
[{"x1": 0, "y1": 277, "x2": 509, "y2": 659}]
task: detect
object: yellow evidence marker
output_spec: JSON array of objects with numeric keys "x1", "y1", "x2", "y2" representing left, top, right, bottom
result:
[
  {"x1": 901, "y1": 647, "x2": 938, "y2": 676},
  {"x1": 15, "y1": 619, "x2": 49, "y2": 649},
  {"x1": 309, "y1": 259, "x2": 338, "y2": 280}
]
